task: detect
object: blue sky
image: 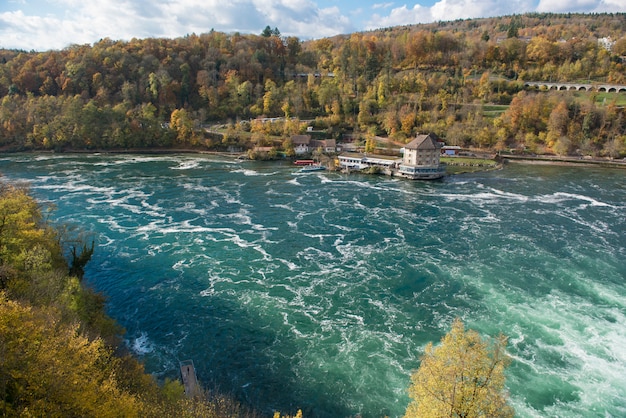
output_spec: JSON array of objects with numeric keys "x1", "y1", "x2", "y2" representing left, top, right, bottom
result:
[{"x1": 1, "y1": 0, "x2": 624, "y2": 51}]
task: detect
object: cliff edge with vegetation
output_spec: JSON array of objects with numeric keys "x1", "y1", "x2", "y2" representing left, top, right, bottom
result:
[{"x1": 0, "y1": 183, "x2": 260, "y2": 417}]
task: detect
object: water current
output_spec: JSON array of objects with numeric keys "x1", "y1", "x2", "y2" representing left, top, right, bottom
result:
[{"x1": 0, "y1": 154, "x2": 624, "y2": 417}]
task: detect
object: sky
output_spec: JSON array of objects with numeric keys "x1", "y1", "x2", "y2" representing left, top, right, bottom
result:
[{"x1": 1, "y1": 0, "x2": 625, "y2": 51}]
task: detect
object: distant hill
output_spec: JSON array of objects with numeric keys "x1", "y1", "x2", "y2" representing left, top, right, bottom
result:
[{"x1": 0, "y1": 13, "x2": 624, "y2": 157}]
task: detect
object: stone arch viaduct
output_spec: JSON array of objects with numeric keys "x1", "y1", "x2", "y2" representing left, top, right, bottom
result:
[{"x1": 524, "y1": 81, "x2": 626, "y2": 92}]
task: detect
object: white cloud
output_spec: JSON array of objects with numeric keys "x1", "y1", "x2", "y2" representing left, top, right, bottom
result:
[
  {"x1": 537, "y1": 0, "x2": 626, "y2": 13},
  {"x1": 0, "y1": 10, "x2": 84, "y2": 50},
  {"x1": 1, "y1": 0, "x2": 625, "y2": 51},
  {"x1": 367, "y1": 4, "x2": 432, "y2": 29},
  {"x1": 286, "y1": 6, "x2": 354, "y2": 38},
  {"x1": 372, "y1": 2, "x2": 395, "y2": 9},
  {"x1": 430, "y1": 0, "x2": 501, "y2": 20},
  {"x1": 0, "y1": 0, "x2": 353, "y2": 50},
  {"x1": 366, "y1": 0, "x2": 536, "y2": 31}
]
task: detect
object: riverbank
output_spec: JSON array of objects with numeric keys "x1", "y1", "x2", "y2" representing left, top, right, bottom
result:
[
  {"x1": 52, "y1": 147, "x2": 242, "y2": 157},
  {"x1": 4, "y1": 147, "x2": 626, "y2": 171},
  {"x1": 499, "y1": 154, "x2": 626, "y2": 168}
]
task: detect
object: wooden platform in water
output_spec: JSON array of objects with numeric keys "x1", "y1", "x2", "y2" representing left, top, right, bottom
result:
[{"x1": 180, "y1": 360, "x2": 201, "y2": 397}]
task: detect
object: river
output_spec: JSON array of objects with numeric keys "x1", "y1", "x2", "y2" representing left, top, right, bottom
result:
[{"x1": 0, "y1": 154, "x2": 624, "y2": 417}]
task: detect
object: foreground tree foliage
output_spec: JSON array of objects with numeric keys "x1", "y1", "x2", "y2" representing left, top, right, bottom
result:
[
  {"x1": 404, "y1": 319, "x2": 514, "y2": 418},
  {"x1": 0, "y1": 183, "x2": 260, "y2": 417}
]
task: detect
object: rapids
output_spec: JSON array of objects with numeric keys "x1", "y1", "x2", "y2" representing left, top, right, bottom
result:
[{"x1": 0, "y1": 154, "x2": 624, "y2": 417}]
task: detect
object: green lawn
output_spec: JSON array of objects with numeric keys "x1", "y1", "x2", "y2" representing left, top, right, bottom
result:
[
  {"x1": 482, "y1": 104, "x2": 509, "y2": 118},
  {"x1": 593, "y1": 92, "x2": 626, "y2": 106},
  {"x1": 441, "y1": 156, "x2": 497, "y2": 166},
  {"x1": 442, "y1": 156, "x2": 499, "y2": 174}
]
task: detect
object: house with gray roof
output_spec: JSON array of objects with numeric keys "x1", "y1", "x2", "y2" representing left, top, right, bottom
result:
[{"x1": 397, "y1": 133, "x2": 445, "y2": 179}]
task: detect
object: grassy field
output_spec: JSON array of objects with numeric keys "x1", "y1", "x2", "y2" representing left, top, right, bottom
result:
[
  {"x1": 593, "y1": 92, "x2": 626, "y2": 106},
  {"x1": 441, "y1": 156, "x2": 499, "y2": 174},
  {"x1": 441, "y1": 156, "x2": 498, "y2": 166},
  {"x1": 482, "y1": 104, "x2": 509, "y2": 118}
]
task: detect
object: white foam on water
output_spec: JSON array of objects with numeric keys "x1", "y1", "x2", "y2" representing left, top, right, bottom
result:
[
  {"x1": 36, "y1": 181, "x2": 116, "y2": 196},
  {"x1": 271, "y1": 203, "x2": 295, "y2": 213},
  {"x1": 218, "y1": 208, "x2": 252, "y2": 225},
  {"x1": 538, "y1": 192, "x2": 614, "y2": 208},
  {"x1": 327, "y1": 223, "x2": 358, "y2": 234},
  {"x1": 199, "y1": 272, "x2": 237, "y2": 297},
  {"x1": 555, "y1": 210, "x2": 612, "y2": 235},
  {"x1": 277, "y1": 258, "x2": 299, "y2": 270},
  {"x1": 171, "y1": 160, "x2": 200, "y2": 170},
  {"x1": 34, "y1": 154, "x2": 61, "y2": 161},
  {"x1": 439, "y1": 186, "x2": 621, "y2": 215},
  {"x1": 489, "y1": 188, "x2": 531, "y2": 201},
  {"x1": 96, "y1": 215, "x2": 131, "y2": 233},
  {"x1": 438, "y1": 189, "x2": 529, "y2": 206},
  {"x1": 476, "y1": 271, "x2": 626, "y2": 417},
  {"x1": 146, "y1": 242, "x2": 170, "y2": 256},
  {"x1": 181, "y1": 183, "x2": 244, "y2": 206},
  {"x1": 181, "y1": 182, "x2": 214, "y2": 193},
  {"x1": 177, "y1": 202, "x2": 209, "y2": 217},
  {"x1": 321, "y1": 177, "x2": 395, "y2": 192},
  {"x1": 172, "y1": 259, "x2": 187, "y2": 271},
  {"x1": 135, "y1": 220, "x2": 242, "y2": 237},
  {"x1": 302, "y1": 232, "x2": 339, "y2": 245},
  {"x1": 538, "y1": 304, "x2": 626, "y2": 416},
  {"x1": 220, "y1": 232, "x2": 273, "y2": 261},
  {"x1": 130, "y1": 332, "x2": 154, "y2": 355},
  {"x1": 231, "y1": 168, "x2": 275, "y2": 176},
  {"x1": 35, "y1": 174, "x2": 62, "y2": 183},
  {"x1": 92, "y1": 155, "x2": 180, "y2": 166},
  {"x1": 251, "y1": 222, "x2": 279, "y2": 233},
  {"x1": 97, "y1": 235, "x2": 116, "y2": 247}
]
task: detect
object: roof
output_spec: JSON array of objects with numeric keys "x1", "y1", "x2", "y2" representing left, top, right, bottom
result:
[
  {"x1": 291, "y1": 134, "x2": 311, "y2": 145},
  {"x1": 310, "y1": 138, "x2": 336, "y2": 149},
  {"x1": 339, "y1": 153, "x2": 400, "y2": 162},
  {"x1": 405, "y1": 133, "x2": 441, "y2": 150},
  {"x1": 324, "y1": 138, "x2": 336, "y2": 148}
]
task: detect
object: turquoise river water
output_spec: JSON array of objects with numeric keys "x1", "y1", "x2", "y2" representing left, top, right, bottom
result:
[{"x1": 0, "y1": 154, "x2": 624, "y2": 417}]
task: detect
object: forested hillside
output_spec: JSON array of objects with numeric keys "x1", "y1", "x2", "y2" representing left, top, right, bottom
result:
[{"x1": 0, "y1": 13, "x2": 625, "y2": 156}]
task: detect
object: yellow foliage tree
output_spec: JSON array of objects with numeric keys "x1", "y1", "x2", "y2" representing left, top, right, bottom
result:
[
  {"x1": 170, "y1": 108, "x2": 197, "y2": 145},
  {"x1": 0, "y1": 295, "x2": 142, "y2": 416},
  {"x1": 404, "y1": 319, "x2": 514, "y2": 418},
  {"x1": 274, "y1": 409, "x2": 303, "y2": 418}
]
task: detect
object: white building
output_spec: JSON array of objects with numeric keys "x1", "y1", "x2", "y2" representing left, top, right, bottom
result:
[
  {"x1": 598, "y1": 37, "x2": 615, "y2": 52},
  {"x1": 338, "y1": 153, "x2": 400, "y2": 171},
  {"x1": 291, "y1": 134, "x2": 312, "y2": 155},
  {"x1": 291, "y1": 135, "x2": 338, "y2": 155},
  {"x1": 398, "y1": 133, "x2": 445, "y2": 179}
]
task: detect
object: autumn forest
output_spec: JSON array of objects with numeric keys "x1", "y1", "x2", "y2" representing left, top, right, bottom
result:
[{"x1": 1, "y1": 13, "x2": 625, "y2": 157}]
